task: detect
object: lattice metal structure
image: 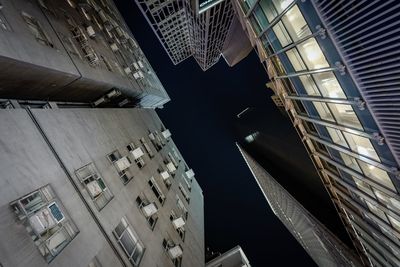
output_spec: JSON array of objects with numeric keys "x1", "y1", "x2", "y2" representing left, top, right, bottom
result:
[
  {"x1": 135, "y1": 0, "x2": 235, "y2": 71},
  {"x1": 238, "y1": 145, "x2": 362, "y2": 267},
  {"x1": 232, "y1": 0, "x2": 400, "y2": 266}
]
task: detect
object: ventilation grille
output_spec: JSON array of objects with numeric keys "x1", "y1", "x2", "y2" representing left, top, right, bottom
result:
[{"x1": 314, "y1": 0, "x2": 400, "y2": 165}]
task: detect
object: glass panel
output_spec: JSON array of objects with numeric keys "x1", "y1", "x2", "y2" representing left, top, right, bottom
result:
[
  {"x1": 286, "y1": 48, "x2": 306, "y2": 71},
  {"x1": 340, "y1": 152, "x2": 362, "y2": 173},
  {"x1": 260, "y1": 0, "x2": 278, "y2": 22},
  {"x1": 358, "y1": 161, "x2": 396, "y2": 192},
  {"x1": 272, "y1": 0, "x2": 294, "y2": 14},
  {"x1": 281, "y1": 5, "x2": 311, "y2": 42},
  {"x1": 388, "y1": 215, "x2": 400, "y2": 232},
  {"x1": 353, "y1": 177, "x2": 374, "y2": 197},
  {"x1": 132, "y1": 243, "x2": 144, "y2": 264},
  {"x1": 299, "y1": 75, "x2": 320, "y2": 96},
  {"x1": 297, "y1": 38, "x2": 329, "y2": 70},
  {"x1": 327, "y1": 104, "x2": 363, "y2": 130},
  {"x1": 120, "y1": 232, "x2": 135, "y2": 255},
  {"x1": 343, "y1": 132, "x2": 380, "y2": 162},
  {"x1": 366, "y1": 201, "x2": 389, "y2": 223},
  {"x1": 273, "y1": 21, "x2": 291, "y2": 47},
  {"x1": 326, "y1": 127, "x2": 348, "y2": 148},
  {"x1": 312, "y1": 72, "x2": 346, "y2": 98},
  {"x1": 254, "y1": 7, "x2": 269, "y2": 30},
  {"x1": 373, "y1": 189, "x2": 400, "y2": 212},
  {"x1": 313, "y1": 102, "x2": 334, "y2": 121},
  {"x1": 250, "y1": 17, "x2": 261, "y2": 34}
]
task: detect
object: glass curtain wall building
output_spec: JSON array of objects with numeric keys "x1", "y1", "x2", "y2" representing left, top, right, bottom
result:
[
  {"x1": 135, "y1": 0, "x2": 235, "y2": 70},
  {"x1": 233, "y1": 0, "x2": 400, "y2": 266}
]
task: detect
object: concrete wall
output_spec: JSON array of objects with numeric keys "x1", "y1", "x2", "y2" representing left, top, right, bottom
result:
[
  {"x1": 0, "y1": 108, "x2": 204, "y2": 267},
  {"x1": 0, "y1": 0, "x2": 169, "y2": 107}
]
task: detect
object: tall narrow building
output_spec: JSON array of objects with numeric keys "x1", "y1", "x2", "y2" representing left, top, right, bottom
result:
[
  {"x1": 238, "y1": 144, "x2": 361, "y2": 267},
  {"x1": 0, "y1": 1, "x2": 204, "y2": 267},
  {"x1": 233, "y1": 0, "x2": 400, "y2": 265}
]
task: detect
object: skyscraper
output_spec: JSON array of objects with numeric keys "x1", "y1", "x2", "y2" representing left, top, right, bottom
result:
[
  {"x1": 135, "y1": 0, "x2": 250, "y2": 70},
  {"x1": 233, "y1": 0, "x2": 400, "y2": 265},
  {"x1": 238, "y1": 144, "x2": 361, "y2": 267},
  {"x1": 0, "y1": 0, "x2": 169, "y2": 108},
  {"x1": 0, "y1": 1, "x2": 204, "y2": 266}
]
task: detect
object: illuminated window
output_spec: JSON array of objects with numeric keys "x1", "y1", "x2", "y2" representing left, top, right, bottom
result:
[
  {"x1": 312, "y1": 72, "x2": 346, "y2": 99},
  {"x1": 373, "y1": 189, "x2": 400, "y2": 212},
  {"x1": 254, "y1": 7, "x2": 268, "y2": 30},
  {"x1": 343, "y1": 132, "x2": 379, "y2": 162},
  {"x1": 281, "y1": 5, "x2": 311, "y2": 42},
  {"x1": 340, "y1": 152, "x2": 362, "y2": 173},
  {"x1": 297, "y1": 38, "x2": 329, "y2": 70},
  {"x1": 286, "y1": 48, "x2": 306, "y2": 71},
  {"x1": 353, "y1": 178, "x2": 374, "y2": 197},
  {"x1": 327, "y1": 104, "x2": 363, "y2": 130},
  {"x1": 313, "y1": 102, "x2": 334, "y2": 121},
  {"x1": 326, "y1": 127, "x2": 348, "y2": 148},
  {"x1": 358, "y1": 161, "x2": 396, "y2": 192},
  {"x1": 272, "y1": 0, "x2": 294, "y2": 14},
  {"x1": 273, "y1": 21, "x2": 291, "y2": 47},
  {"x1": 388, "y1": 215, "x2": 400, "y2": 233},
  {"x1": 259, "y1": 0, "x2": 278, "y2": 22},
  {"x1": 299, "y1": 75, "x2": 319, "y2": 95}
]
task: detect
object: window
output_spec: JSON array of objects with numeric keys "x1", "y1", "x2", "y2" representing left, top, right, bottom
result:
[
  {"x1": 136, "y1": 194, "x2": 158, "y2": 230},
  {"x1": 297, "y1": 38, "x2": 329, "y2": 70},
  {"x1": 373, "y1": 189, "x2": 400, "y2": 213},
  {"x1": 272, "y1": 0, "x2": 294, "y2": 14},
  {"x1": 21, "y1": 12, "x2": 53, "y2": 47},
  {"x1": 178, "y1": 183, "x2": 190, "y2": 204},
  {"x1": 365, "y1": 200, "x2": 389, "y2": 223},
  {"x1": 0, "y1": 7, "x2": 11, "y2": 31},
  {"x1": 313, "y1": 102, "x2": 334, "y2": 122},
  {"x1": 170, "y1": 211, "x2": 186, "y2": 241},
  {"x1": 358, "y1": 161, "x2": 396, "y2": 192},
  {"x1": 326, "y1": 127, "x2": 348, "y2": 148},
  {"x1": 327, "y1": 104, "x2": 363, "y2": 130},
  {"x1": 127, "y1": 143, "x2": 146, "y2": 168},
  {"x1": 140, "y1": 137, "x2": 154, "y2": 158},
  {"x1": 313, "y1": 72, "x2": 346, "y2": 99},
  {"x1": 388, "y1": 215, "x2": 400, "y2": 233},
  {"x1": 113, "y1": 217, "x2": 145, "y2": 266},
  {"x1": 342, "y1": 132, "x2": 379, "y2": 161},
  {"x1": 286, "y1": 48, "x2": 306, "y2": 71},
  {"x1": 108, "y1": 150, "x2": 133, "y2": 184},
  {"x1": 10, "y1": 185, "x2": 78, "y2": 263},
  {"x1": 272, "y1": 21, "x2": 291, "y2": 47},
  {"x1": 148, "y1": 177, "x2": 166, "y2": 205},
  {"x1": 75, "y1": 163, "x2": 113, "y2": 210},
  {"x1": 340, "y1": 152, "x2": 362, "y2": 173},
  {"x1": 259, "y1": 0, "x2": 278, "y2": 22},
  {"x1": 176, "y1": 195, "x2": 188, "y2": 220},
  {"x1": 162, "y1": 239, "x2": 182, "y2": 267},
  {"x1": 299, "y1": 75, "x2": 319, "y2": 95},
  {"x1": 281, "y1": 5, "x2": 310, "y2": 42},
  {"x1": 353, "y1": 177, "x2": 374, "y2": 198}
]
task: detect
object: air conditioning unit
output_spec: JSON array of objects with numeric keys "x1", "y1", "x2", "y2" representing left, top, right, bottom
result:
[
  {"x1": 46, "y1": 229, "x2": 68, "y2": 252},
  {"x1": 29, "y1": 208, "x2": 57, "y2": 234},
  {"x1": 161, "y1": 129, "x2": 171, "y2": 139},
  {"x1": 86, "y1": 26, "x2": 96, "y2": 37},
  {"x1": 110, "y1": 43, "x2": 118, "y2": 52},
  {"x1": 166, "y1": 162, "x2": 176, "y2": 173},
  {"x1": 138, "y1": 60, "x2": 144, "y2": 68},
  {"x1": 131, "y1": 147, "x2": 144, "y2": 159},
  {"x1": 114, "y1": 156, "x2": 131, "y2": 172},
  {"x1": 124, "y1": 67, "x2": 131, "y2": 75},
  {"x1": 142, "y1": 203, "x2": 157, "y2": 217},
  {"x1": 168, "y1": 245, "x2": 183, "y2": 259},
  {"x1": 86, "y1": 180, "x2": 103, "y2": 198},
  {"x1": 133, "y1": 62, "x2": 139, "y2": 70},
  {"x1": 138, "y1": 71, "x2": 144, "y2": 79},
  {"x1": 148, "y1": 133, "x2": 155, "y2": 140},
  {"x1": 160, "y1": 171, "x2": 170, "y2": 180},
  {"x1": 185, "y1": 169, "x2": 195, "y2": 179},
  {"x1": 172, "y1": 217, "x2": 185, "y2": 229},
  {"x1": 133, "y1": 71, "x2": 141, "y2": 79}
]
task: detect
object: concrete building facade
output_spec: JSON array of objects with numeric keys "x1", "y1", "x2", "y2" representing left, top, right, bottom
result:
[
  {"x1": 238, "y1": 144, "x2": 361, "y2": 267},
  {"x1": 0, "y1": 0, "x2": 169, "y2": 108},
  {"x1": 232, "y1": 0, "x2": 400, "y2": 266},
  {"x1": 0, "y1": 106, "x2": 204, "y2": 267}
]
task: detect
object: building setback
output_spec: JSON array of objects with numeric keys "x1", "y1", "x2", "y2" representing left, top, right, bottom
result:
[
  {"x1": 232, "y1": 0, "x2": 400, "y2": 266},
  {"x1": 0, "y1": 0, "x2": 169, "y2": 108},
  {"x1": 238, "y1": 144, "x2": 361, "y2": 267},
  {"x1": 135, "y1": 0, "x2": 250, "y2": 71}
]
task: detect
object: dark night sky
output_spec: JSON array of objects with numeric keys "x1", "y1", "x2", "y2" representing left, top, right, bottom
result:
[{"x1": 114, "y1": 1, "x2": 328, "y2": 266}]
